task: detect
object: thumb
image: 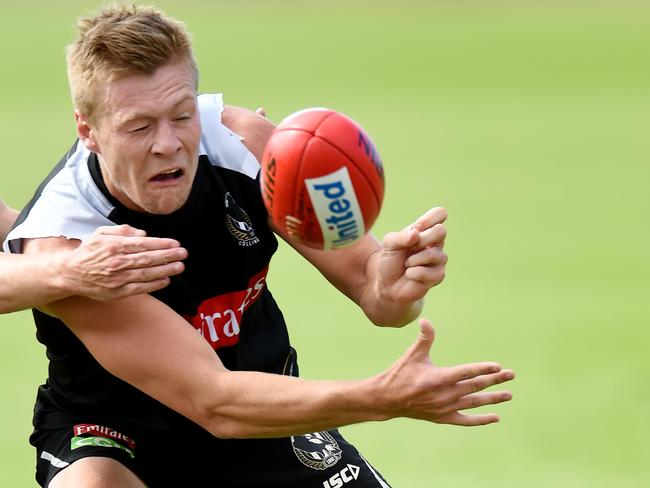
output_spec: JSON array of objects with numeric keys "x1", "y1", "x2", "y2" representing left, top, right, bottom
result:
[
  {"x1": 408, "y1": 318, "x2": 435, "y2": 361},
  {"x1": 97, "y1": 224, "x2": 147, "y2": 238},
  {"x1": 382, "y1": 227, "x2": 419, "y2": 252}
]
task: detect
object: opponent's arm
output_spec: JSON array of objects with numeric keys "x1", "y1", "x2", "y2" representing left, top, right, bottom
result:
[
  {"x1": 223, "y1": 106, "x2": 448, "y2": 327},
  {"x1": 0, "y1": 199, "x2": 18, "y2": 243},
  {"x1": 28, "y1": 237, "x2": 513, "y2": 439},
  {"x1": 0, "y1": 222, "x2": 187, "y2": 314}
]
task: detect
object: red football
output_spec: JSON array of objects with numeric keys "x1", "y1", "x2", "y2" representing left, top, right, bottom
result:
[{"x1": 260, "y1": 108, "x2": 385, "y2": 250}]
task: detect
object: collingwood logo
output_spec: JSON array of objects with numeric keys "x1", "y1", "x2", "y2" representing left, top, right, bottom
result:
[
  {"x1": 291, "y1": 431, "x2": 343, "y2": 470},
  {"x1": 224, "y1": 192, "x2": 260, "y2": 247}
]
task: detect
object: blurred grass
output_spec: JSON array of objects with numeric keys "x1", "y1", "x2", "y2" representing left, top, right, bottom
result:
[{"x1": 1, "y1": 1, "x2": 648, "y2": 486}]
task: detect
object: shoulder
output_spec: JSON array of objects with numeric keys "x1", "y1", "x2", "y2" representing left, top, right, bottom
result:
[{"x1": 221, "y1": 105, "x2": 276, "y2": 161}]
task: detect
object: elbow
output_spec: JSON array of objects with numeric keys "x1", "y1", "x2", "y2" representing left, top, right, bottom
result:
[
  {"x1": 195, "y1": 411, "x2": 254, "y2": 440},
  {"x1": 190, "y1": 396, "x2": 256, "y2": 440}
]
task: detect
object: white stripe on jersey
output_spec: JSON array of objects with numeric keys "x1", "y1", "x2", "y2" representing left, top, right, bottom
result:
[
  {"x1": 3, "y1": 142, "x2": 115, "y2": 253},
  {"x1": 198, "y1": 93, "x2": 260, "y2": 179},
  {"x1": 359, "y1": 453, "x2": 392, "y2": 488},
  {"x1": 40, "y1": 451, "x2": 70, "y2": 468}
]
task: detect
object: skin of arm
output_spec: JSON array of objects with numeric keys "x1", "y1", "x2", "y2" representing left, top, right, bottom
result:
[
  {"x1": 0, "y1": 198, "x2": 187, "y2": 313},
  {"x1": 26, "y1": 235, "x2": 513, "y2": 439},
  {"x1": 222, "y1": 106, "x2": 448, "y2": 327},
  {"x1": 0, "y1": 199, "x2": 19, "y2": 243}
]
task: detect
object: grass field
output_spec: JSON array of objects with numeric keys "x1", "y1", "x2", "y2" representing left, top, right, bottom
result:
[{"x1": 1, "y1": 1, "x2": 649, "y2": 486}]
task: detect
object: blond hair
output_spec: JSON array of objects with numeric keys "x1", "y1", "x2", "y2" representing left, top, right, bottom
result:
[{"x1": 66, "y1": 4, "x2": 198, "y2": 121}]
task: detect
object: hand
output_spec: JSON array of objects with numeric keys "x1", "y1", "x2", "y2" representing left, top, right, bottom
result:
[
  {"x1": 60, "y1": 225, "x2": 188, "y2": 300},
  {"x1": 378, "y1": 319, "x2": 514, "y2": 426},
  {"x1": 376, "y1": 207, "x2": 448, "y2": 305}
]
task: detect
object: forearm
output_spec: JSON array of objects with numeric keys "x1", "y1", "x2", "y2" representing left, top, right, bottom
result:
[
  {"x1": 0, "y1": 252, "x2": 70, "y2": 313},
  {"x1": 200, "y1": 371, "x2": 384, "y2": 438},
  {"x1": 288, "y1": 233, "x2": 421, "y2": 327},
  {"x1": 45, "y1": 293, "x2": 388, "y2": 439}
]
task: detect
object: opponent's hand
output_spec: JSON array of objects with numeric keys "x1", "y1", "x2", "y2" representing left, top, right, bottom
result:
[
  {"x1": 376, "y1": 207, "x2": 448, "y2": 305},
  {"x1": 377, "y1": 319, "x2": 514, "y2": 426},
  {"x1": 61, "y1": 225, "x2": 188, "y2": 300}
]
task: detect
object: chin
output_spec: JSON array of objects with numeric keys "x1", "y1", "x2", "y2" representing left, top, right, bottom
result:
[{"x1": 140, "y1": 193, "x2": 189, "y2": 215}]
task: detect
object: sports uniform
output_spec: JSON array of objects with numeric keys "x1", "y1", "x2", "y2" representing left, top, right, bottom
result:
[{"x1": 4, "y1": 94, "x2": 391, "y2": 487}]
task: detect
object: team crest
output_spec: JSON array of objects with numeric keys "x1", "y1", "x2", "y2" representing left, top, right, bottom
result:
[
  {"x1": 291, "y1": 431, "x2": 343, "y2": 470},
  {"x1": 224, "y1": 192, "x2": 260, "y2": 247}
]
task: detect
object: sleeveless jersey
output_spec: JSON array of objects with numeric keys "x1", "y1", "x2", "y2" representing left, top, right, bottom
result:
[{"x1": 4, "y1": 94, "x2": 294, "y2": 433}]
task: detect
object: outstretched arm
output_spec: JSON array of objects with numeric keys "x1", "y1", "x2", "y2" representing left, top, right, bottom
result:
[
  {"x1": 31, "y1": 235, "x2": 513, "y2": 438},
  {"x1": 282, "y1": 207, "x2": 448, "y2": 327},
  {"x1": 223, "y1": 106, "x2": 448, "y2": 327},
  {"x1": 0, "y1": 218, "x2": 187, "y2": 314}
]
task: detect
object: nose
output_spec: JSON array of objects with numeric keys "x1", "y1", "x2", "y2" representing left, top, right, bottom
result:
[{"x1": 151, "y1": 121, "x2": 182, "y2": 156}]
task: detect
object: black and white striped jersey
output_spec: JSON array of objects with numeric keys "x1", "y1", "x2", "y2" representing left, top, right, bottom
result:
[{"x1": 5, "y1": 94, "x2": 294, "y2": 433}]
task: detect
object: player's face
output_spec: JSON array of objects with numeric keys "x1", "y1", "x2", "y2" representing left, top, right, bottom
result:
[{"x1": 78, "y1": 59, "x2": 201, "y2": 215}]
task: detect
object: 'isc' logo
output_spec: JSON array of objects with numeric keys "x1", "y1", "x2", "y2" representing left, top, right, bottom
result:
[{"x1": 322, "y1": 464, "x2": 360, "y2": 488}]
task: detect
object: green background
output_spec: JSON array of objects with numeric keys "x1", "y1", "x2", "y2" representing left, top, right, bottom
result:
[{"x1": 1, "y1": 1, "x2": 648, "y2": 486}]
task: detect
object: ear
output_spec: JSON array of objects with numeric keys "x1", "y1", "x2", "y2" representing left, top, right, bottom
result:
[{"x1": 74, "y1": 110, "x2": 100, "y2": 153}]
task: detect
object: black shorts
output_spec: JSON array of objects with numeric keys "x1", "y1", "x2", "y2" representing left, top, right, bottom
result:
[{"x1": 31, "y1": 421, "x2": 391, "y2": 488}]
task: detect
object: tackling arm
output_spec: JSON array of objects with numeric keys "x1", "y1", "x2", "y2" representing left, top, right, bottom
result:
[{"x1": 1, "y1": 212, "x2": 186, "y2": 314}]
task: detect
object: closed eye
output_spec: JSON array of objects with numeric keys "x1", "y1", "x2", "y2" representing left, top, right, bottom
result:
[{"x1": 130, "y1": 125, "x2": 149, "y2": 133}]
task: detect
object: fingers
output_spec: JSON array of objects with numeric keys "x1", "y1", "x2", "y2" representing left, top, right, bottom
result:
[
  {"x1": 412, "y1": 207, "x2": 447, "y2": 232},
  {"x1": 92, "y1": 226, "x2": 184, "y2": 254},
  {"x1": 418, "y1": 318, "x2": 435, "y2": 346},
  {"x1": 109, "y1": 278, "x2": 173, "y2": 300},
  {"x1": 382, "y1": 208, "x2": 447, "y2": 253},
  {"x1": 446, "y1": 391, "x2": 513, "y2": 414},
  {"x1": 116, "y1": 237, "x2": 186, "y2": 255},
  {"x1": 116, "y1": 262, "x2": 186, "y2": 284},
  {"x1": 404, "y1": 246, "x2": 447, "y2": 268},
  {"x1": 456, "y1": 369, "x2": 515, "y2": 396},
  {"x1": 404, "y1": 266, "x2": 446, "y2": 288},
  {"x1": 404, "y1": 319, "x2": 436, "y2": 362},
  {"x1": 114, "y1": 248, "x2": 188, "y2": 270},
  {"x1": 96, "y1": 224, "x2": 147, "y2": 238},
  {"x1": 414, "y1": 223, "x2": 446, "y2": 251},
  {"x1": 437, "y1": 411, "x2": 501, "y2": 427},
  {"x1": 444, "y1": 362, "x2": 504, "y2": 383},
  {"x1": 382, "y1": 228, "x2": 419, "y2": 251}
]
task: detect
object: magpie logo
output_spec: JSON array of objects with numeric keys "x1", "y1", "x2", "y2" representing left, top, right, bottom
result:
[
  {"x1": 291, "y1": 431, "x2": 343, "y2": 471},
  {"x1": 224, "y1": 192, "x2": 260, "y2": 247}
]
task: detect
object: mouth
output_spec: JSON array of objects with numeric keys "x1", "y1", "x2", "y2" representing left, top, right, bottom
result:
[{"x1": 150, "y1": 168, "x2": 185, "y2": 183}]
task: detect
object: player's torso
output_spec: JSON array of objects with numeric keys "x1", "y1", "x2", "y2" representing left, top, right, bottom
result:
[
  {"x1": 88, "y1": 152, "x2": 290, "y2": 373},
  {"x1": 25, "y1": 95, "x2": 294, "y2": 431}
]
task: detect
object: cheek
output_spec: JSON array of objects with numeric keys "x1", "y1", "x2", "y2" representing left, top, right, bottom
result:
[{"x1": 187, "y1": 120, "x2": 202, "y2": 149}]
